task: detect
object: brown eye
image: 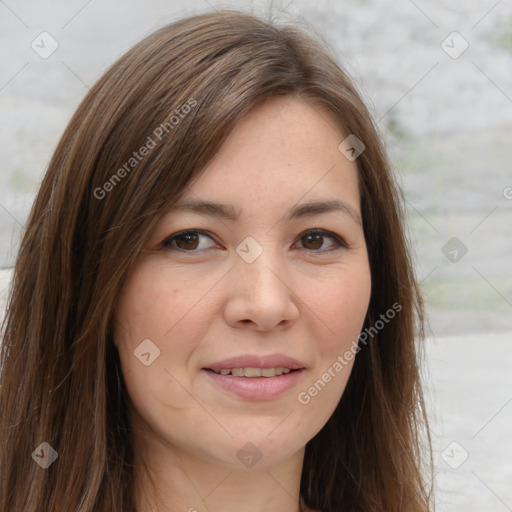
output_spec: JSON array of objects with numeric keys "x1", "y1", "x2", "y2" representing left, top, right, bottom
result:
[
  {"x1": 296, "y1": 229, "x2": 346, "y2": 252},
  {"x1": 301, "y1": 233, "x2": 323, "y2": 250},
  {"x1": 174, "y1": 232, "x2": 200, "y2": 250},
  {"x1": 161, "y1": 228, "x2": 346, "y2": 255},
  {"x1": 162, "y1": 230, "x2": 217, "y2": 252}
]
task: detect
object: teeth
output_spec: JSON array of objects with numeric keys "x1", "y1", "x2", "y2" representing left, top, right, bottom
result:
[
  {"x1": 244, "y1": 367, "x2": 262, "y2": 377},
  {"x1": 213, "y1": 367, "x2": 293, "y2": 377}
]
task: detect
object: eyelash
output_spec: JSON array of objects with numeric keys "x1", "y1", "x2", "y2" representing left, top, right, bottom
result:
[{"x1": 161, "y1": 229, "x2": 348, "y2": 255}]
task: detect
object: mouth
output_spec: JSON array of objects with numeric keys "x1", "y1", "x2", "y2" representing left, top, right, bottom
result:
[
  {"x1": 204, "y1": 367, "x2": 301, "y2": 377},
  {"x1": 201, "y1": 366, "x2": 306, "y2": 400}
]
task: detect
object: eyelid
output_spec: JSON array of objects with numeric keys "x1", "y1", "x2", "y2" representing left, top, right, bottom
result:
[{"x1": 161, "y1": 228, "x2": 348, "y2": 253}]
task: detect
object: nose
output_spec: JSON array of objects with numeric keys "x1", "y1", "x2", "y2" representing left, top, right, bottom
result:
[{"x1": 223, "y1": 245, "x2": 300, "y2": 331}]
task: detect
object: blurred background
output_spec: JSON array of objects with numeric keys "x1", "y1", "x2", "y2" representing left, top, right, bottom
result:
[{"x1": 1, "y1": 0, "x2": 511, "y2": 510}]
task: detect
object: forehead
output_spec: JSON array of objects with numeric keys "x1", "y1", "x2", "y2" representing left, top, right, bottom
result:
[{"x1": 184, "y1": 97, "x2": 361, "y2": 215}]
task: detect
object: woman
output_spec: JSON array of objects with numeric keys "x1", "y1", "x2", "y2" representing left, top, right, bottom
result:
[{"x1": 0, "y1": 9, "x2": 433, "y2": 512}]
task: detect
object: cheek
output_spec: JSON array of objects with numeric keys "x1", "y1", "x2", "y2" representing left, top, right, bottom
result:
[
  {"x1": 295, "y1": 263, "x2": 370, "y2": 419},
  {"x1": 114, "y1": 260, "x2": 206, "y2": 344},
  {"x1": 113, "y1": 261, "x2": 226, "y2": 417},
  {"x1": 308, "y1": 265, "x2": 371, "y2": 348},
  {"x1": 113, "y1": 269, "x2": 185, "y2": 410}
]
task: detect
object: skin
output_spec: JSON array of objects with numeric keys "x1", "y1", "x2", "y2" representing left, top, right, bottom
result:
[{"x1": 113, "y1": 96, "x2": 372, "y2": 512}]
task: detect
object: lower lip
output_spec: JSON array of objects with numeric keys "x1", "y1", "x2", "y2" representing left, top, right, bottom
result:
[{"x1": 202, "y1": 369, "x2": 305, "y2": 400}]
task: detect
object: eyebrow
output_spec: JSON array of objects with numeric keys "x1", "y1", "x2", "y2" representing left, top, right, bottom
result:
[{"x1": 169, "y1": 198, "x2": 362, "y2": 226}]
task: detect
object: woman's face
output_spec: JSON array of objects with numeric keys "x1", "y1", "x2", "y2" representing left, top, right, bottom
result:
[{"x1": 113, "y1": 97, "x2": 371, "y2": 470}]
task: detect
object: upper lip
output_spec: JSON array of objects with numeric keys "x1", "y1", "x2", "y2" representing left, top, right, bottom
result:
[{"x1": 204, "y1": 354, "x2": 306, "y2": 372}]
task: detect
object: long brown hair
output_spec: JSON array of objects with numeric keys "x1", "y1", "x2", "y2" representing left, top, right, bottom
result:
[{"x1": 0, "y1": 9, "x2": 433, "y2": 512}]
